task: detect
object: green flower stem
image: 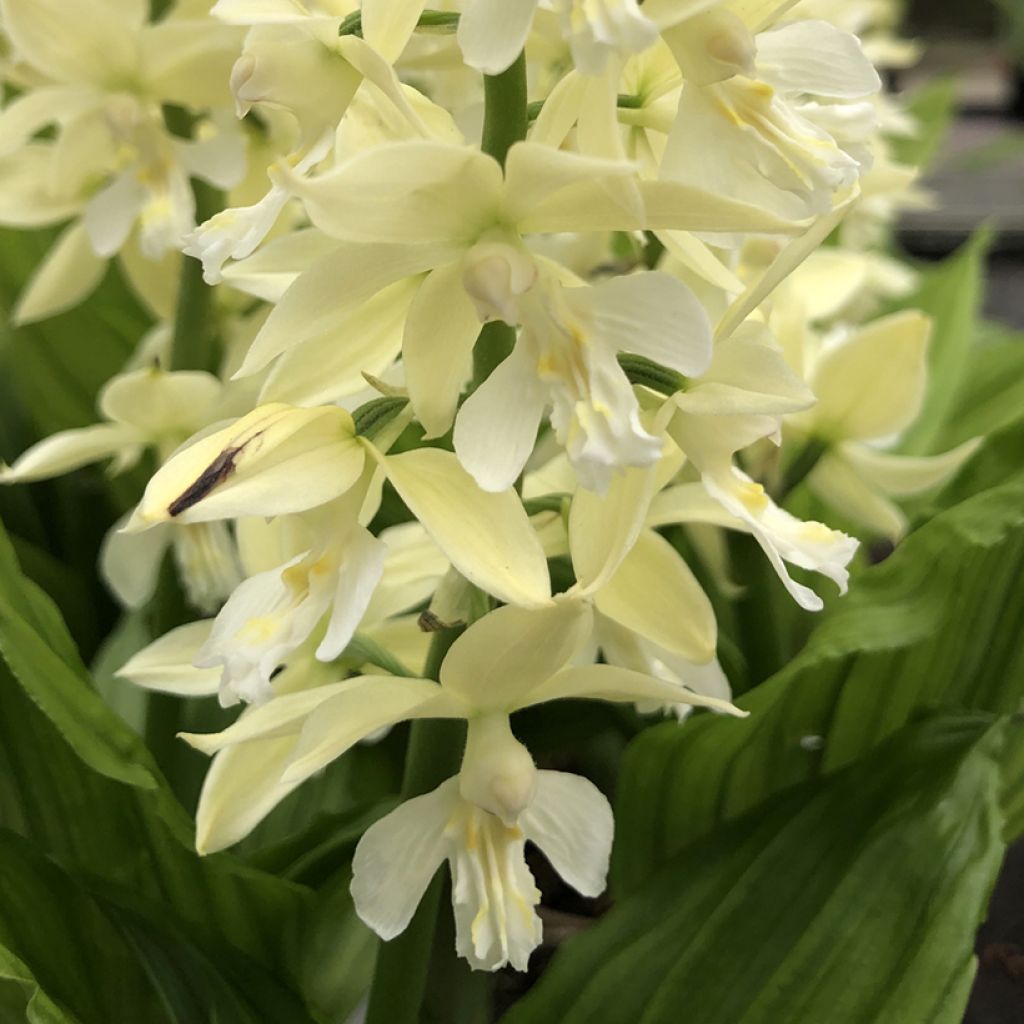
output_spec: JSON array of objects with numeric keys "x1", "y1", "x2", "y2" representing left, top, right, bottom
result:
[
  {"x1": 480, "y1": 52, "x2": 527, "y2": 167},
  {"x1": 363, "y1": 627, "x2": 467, "y2": 1024},
  {"x1": 775, "y1": 437, "x2": 829, "y2": 503},
  {"x1": 169, "y1": 179, "x2": 222, "y2": 374},
  {"x1": 472, "y1": 52, "x2": 528, "y2": 390},
  {"x1": 365, "y1": 52, "x2": 529, "y2": 1023}
]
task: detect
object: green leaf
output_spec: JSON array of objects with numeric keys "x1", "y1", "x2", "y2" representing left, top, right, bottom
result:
[
  {"x1": 898, "y1": 229, "x2": 993, "y2": 455},
  {"x1": 504, "y1": 715, "x2": 1007, "y2": 1024},
  {"x1": 0, "y1": 829, "x2": 317, "y2": 1024},
  {"x1": 0, "y1": 228, "x2": 149, "y2": 437},
  {"x1": 0, "y1": 516, "x2": 186, "y2": 820},
  {"x1": 935, "y1": 323, "x2": 1024, "y2": 448},
  {"x1": 612, "y1": 429, "x2": 1024, "y2": 890},
  {"x1": 0, "y1": 946, "x2": 81, "y2": 1024},
  {"x1": 890, "y1": 77, "x2": 957, "y2": 172}
]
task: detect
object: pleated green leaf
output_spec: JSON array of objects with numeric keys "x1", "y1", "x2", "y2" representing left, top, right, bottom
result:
[
  {"x1": 504, "y1": 715, "x2": 1007, "y2": 1024},
  {"x1": 0, "y1": 513, "x2": 379, "y2": 1018},
  {"x1": 898, "y1": 229, "x2": 992, "y2": 455},
  {"x1": 936, "y1": 322, "x2": 1024, "y2": 448},
  {"x1": 613, "y1": 420, "x2": 1024, "y2": 892},
  {"x1": 0, "y1": 828, "x2": 318, "y2": 1024}
]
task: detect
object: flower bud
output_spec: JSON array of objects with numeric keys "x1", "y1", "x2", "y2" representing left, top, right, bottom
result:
[{"x1": 459, "y1": 713, "x2": 537, "y2": 826}]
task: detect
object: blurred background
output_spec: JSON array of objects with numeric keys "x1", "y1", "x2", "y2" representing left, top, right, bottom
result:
[
  {"x1": 900, "y1": 0, "x2": 1024, "y2": 325},
  {"x1": 902, "y1": 4, "x2": 1024, "y2": 1022}
]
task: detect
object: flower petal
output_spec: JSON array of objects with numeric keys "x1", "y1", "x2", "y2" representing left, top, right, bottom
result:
[
  {"x1": 811, "y1": 310, "x2": 931, "y2": 442},
  {"x1": 260, "y1": 276, "x2": 417, "y2": 407},
  {"x1": 755, "y1": 20, "x2": 881, "y2": 100},
  {"x1": 100, "y1": 516, "x2": 173, "y2": 609},
  {"x1": 360, "y1": 0, "x2": 428, "y2": 63},
  {"x1": 380, "y1": 447, "x2": 552, "y2": 607},
  {"x1": 807, "y1": 451, "x2": 906, "y2": 540},
  {"x1": 453, "y1": 339, "x2": 549, "y2": 493},
  {"x1": 179, "y1": 682, "x2": 351, "y2": 756},
  {"x1": 282, "y1": 676, "x2": 462, "y2": 784},
  {"x1": 351, "y1": 778, "x2": 457, "y2": 940},
  {"x1": 520, "y1": 770, "x2": 613, "y2": 898},
  {"x1": 13, "y1": 220, "x2": 106, "y2": 324},
  {"x1": 282, "y1": 141, "x2": 502, "y2": 246},
  {"x1": 194, "y1": 731, "x2": 304, "y2": 854},
  {"x1": 439, "y1": 601, "x2": 593, "y2": 711},
  {"x1": 569, "y1": 464, "x2": 658, "y2": 594},
  {"x1": 838, "y1": 438, "x2": 982, "y2": 498},
  {"x1": 585, "y1": 271, "x2": 712, "y2": 376},
  {"x1": 132, "y1": 405, "x2": 365, "y2": 526},
  {"x1": 404, "y1": 261, "x2": 482, "y2": 438},
  {"x1": 316, "y1": 527, "x2": 386, "y2": 660},
  {"x1": 0, "y1": 424, "x2": 138, "y2": 483},
  {"x1": 520, "y1": 663, "x2": 745, "y2": 715},
  {"x1": 503, "y1": 141, "x2": 639, "y2": 226},
  {"x1": 595, "y1": 528, "x2": 717, "y2": 662},
  {"x1": 235, "y1": 240, "x2": 453, "y2": 375},
  {"x1": 116, "y1": 620, "x2": 221, "y2": 696},
  {"x1": 457, "y1": 0, "x2": 537, "y2": 75}
]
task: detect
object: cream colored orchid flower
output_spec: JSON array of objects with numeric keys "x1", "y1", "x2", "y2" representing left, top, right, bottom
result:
[
  {"x1": 0, "y1": 0, "x2": 245, "y2": 319},
  {"x1": 114, "y1": 511, "x2": 443, "y2": 847},
  {"x1": 179, "y1": 600, "x2": 743, "y2": 968},
  {"x1": 788, "y1": 311, "x2": 981, "y2": 540},
  {"x1": 359, "y1": 0, "x2": 659, "y2": 75},
  {"x1": 231, "y1": 138, "x2": 794, "y2": 491},
  {"x1": 659, "y1": 322, "x2": 860, "y2": 610},
  {"x1": 194, "y1": 473, "x2": 385, "y2": 705},
  {"x1": 128, "y1": 402, "x2": 553, "y2": 610},
  {"x1": 191, "y1": 0, "x2": 437, "y2": 283},
  {"x1": 661, "y1": 14, "x2": 881, "y2": 221},
  {"x1": 0, "y1": 365, "x2": 247, "y2": 610}
]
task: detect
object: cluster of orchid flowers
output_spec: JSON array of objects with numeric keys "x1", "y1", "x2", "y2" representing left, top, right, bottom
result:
[{"x1": 0, "y1": 0, "x2": 980, "y2": 974}]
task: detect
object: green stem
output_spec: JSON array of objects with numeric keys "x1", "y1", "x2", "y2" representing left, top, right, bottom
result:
[
  {"x1": 727, "y1": 531, "x2": 788, "y2": 690},
  {"x1": 365, "y1": 54, "x2": 528, "y2": 1024},
  {"x1": 169, "y1": 179, "x2": 222, "y2": 373},
  {"x1": 363, "y1": 627, "x2": 466, "y2": 1024},
  {"x1": 480, "y1": 52, "x2": 527, "y2": 167},
  {"x1": 775, "y1": 437, "x2": 829, "y2": 503},
  {"x1": 472, "y1": 52, "x2": 528, "y2": 389}
]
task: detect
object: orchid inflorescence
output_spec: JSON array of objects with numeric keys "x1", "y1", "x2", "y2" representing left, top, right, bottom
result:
[{"x1": 0, "y1": 0, "x2": 975, "y2": 979}]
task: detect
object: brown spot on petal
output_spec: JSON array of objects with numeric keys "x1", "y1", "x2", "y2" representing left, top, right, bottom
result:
[{"x1": 167, "y1": 438, "x2": 255, "y2": 517}]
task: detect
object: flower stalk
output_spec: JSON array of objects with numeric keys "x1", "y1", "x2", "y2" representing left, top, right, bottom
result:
[
  {"x1": 169, "y1": 180, "x2": 222, "y2": 374},
  {"x1": 472, "y1": 52, "x2": 527, "y2": 390},
  {"x1": 363, "y1": 627, "x2": 466, "y2": 1024}
]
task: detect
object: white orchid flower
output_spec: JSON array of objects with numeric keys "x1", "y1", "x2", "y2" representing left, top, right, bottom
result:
[
  {"x1": 594, "y1": 612, "x2": 733, "y2": 720},
  {"x1": 128, "y1": 401, "x2": 553, "y2": 610},
  {"x1": 790, "y1": 311, "x2": 982, "y2": 539},
  {"x1": 358, "y1": 0, "x2": 659, "y2": 75},
  {"x1": 659, "y1": 323, "x2": 860, "y2": 610},
  {"x1": 195, "y1": 0, "x2": 439, "y2": 284},
  {"x1": 179, "y1": 600, "x2": 743, "y2": 969},
  {"x1": 661, "y1": 15, "x2": 882, "y2": 221},
  {"x1": 230, "y1": 138, "x2": 794, "y2": 492},
  {"x1": 0, "y1": 365, "x2": 248, "y2": 610},
  {"x1": 0, "y1": 0, "x2": 245, "y2": 317}
]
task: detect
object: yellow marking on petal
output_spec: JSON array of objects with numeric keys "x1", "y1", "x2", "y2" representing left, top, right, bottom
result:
[
  {"x1": 237, "y1": 616, "x2": 279, "y2": 644},
  {"x1": 800, "y1": 521, "x2": 837, "y2": 542},
  {"x1": 737, "y1": 480, "x2": 770, "y2": 513}
]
